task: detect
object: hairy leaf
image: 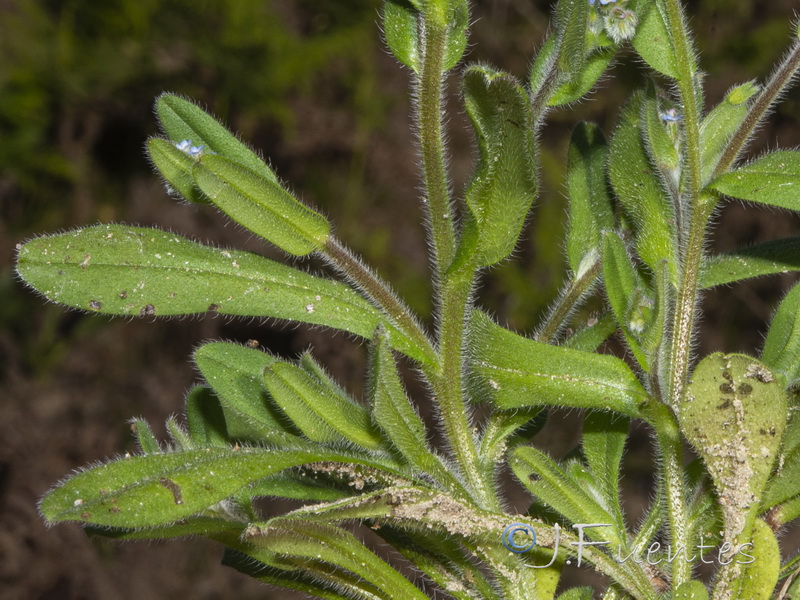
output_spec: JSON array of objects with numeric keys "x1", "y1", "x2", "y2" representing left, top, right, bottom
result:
[
  {"x1": 631, "y1": 0, "x2": 678, "y2": 79},
  {"x1": 147, "y1": 137, "x2": 208, "y2": 204},
  {"x1": 762, "y1": 282, "x2": 800, "y2": 382},
  {"x1": 709, "y1": 151, "x2": 800, "y2": 210},
  {"x1": 701, "y1": 236, "x2": 800, "y2": 288},
  {"x1": 673, "y1": 581, "x2": 708, "y2": 600},
  {"x1": 383, "y1": 1, "x2": 419, "y2": 72},
  {"x1": 184, "y1": 386, "x2": 229, "y2": 447}
]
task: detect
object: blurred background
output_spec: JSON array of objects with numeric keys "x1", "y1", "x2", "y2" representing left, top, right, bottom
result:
[{"x1": 2, "y1": 0, "x2": 800, "y2": 598}]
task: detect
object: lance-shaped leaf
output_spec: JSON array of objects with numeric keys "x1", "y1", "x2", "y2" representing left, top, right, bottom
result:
[
  {"x1": 631, "y1": 0, "x2": 678, "y2": 79},
  {"x1": 383, "y1": 1, "x2": 419, "y2": 72},
  {"x1": 462, "y1": 65, "x2": 536, "y2": 267},
  {"x1": 602, "y1": 231, "x2": 650, "y2": 371},
  {"x1": 39, "y1": 446, "x2": 389, "y2": 528},
  {"x1": 583, "y1": 411, "x2": 629, "y2": 528},
  {"x1": 183, "y1": 386, "x2": 229, "y2": 447},
  {"x1": 673, "y1": 582, "x2": 709, "y2": 600},
  {"x1": 709, "y1": 151, "x2": 800, "y2": 211},
  {"x1": 549, "y1": 48, "x2": 616, "y2": 107},
  {"x1": 469, "y1": 311, "x2": 647, "y2": 417},
  {"x1": 85, "y1": 517, "x2": 247, "y2": 542},
  {"x1": 510, "y1": 447, "x2": 622, "y2": 545},
  {"x1": 263, "y1": 360, "x2": 385, "y2": 451},
  {"x1": 224, "y1": 547, "x2": 386, "y2": 600},
  {"x1": 15, "y1": 225, "x2": 426, "y2": 363},
  {"x1": 193, "y1": 154, "x2": 330, "y2": 256},
  {"x1": 147, "y1": 137, "x2": 208, "y2": 204},
  {"x1": 442, "y1": 0, "x2": 469, "y2": 71},
  {"x1": 553, "y1": 0, "x2": 589, "y2": 78},
  {"x1": 701, "y1": 236, "x2": 800, "y2": 288},
  {"x1": 680, "y1": 354, "x2": 785, "y2": 543},
  {"x1": 247, "y1": 471, "x2": 352, "y2": 502},
  {"x1": 722, "y1": 518, "x2": 780, "y2": 600},
  {"x1": 130, "y1": 419, "x2": 160, "y2": 455},
  {"x1": 761, "y1": 406, "x2": 800, "y2": 511},
  {"x1": 608, "y1": 93, "x2": 676, "y2": 279},
  {"x1": 762, "y1": 282, "x2": 800, "y2": 383},
  {"x1": 565, "y1": 122, "x2": 614, "y2": 275},
  {"x1": 700, "y1": 81, "x2": 759, "y2": 183},
  {"x1": 245, "y1": 519, "x2": 429, "y2": 600},
  {"x1": 556, "y1": 588, "x2": 595, "y2": 600},
  {"x1": 642, "y1": 86, "x2": 680, "y2": 179},
  {"x1": 155, "y1": 94, "x2": 278, "y2": 184},
  {"x1": 368, "y1": 332, "x2": 457, "y2": 488},
  {"x1": 193, "y1": 342, "x2": 294, "y2": 442}
]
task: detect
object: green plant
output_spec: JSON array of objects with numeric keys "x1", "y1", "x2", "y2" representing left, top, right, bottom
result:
[{"x1": 15, "y1": 0, "x2": 800, "y2": 598}]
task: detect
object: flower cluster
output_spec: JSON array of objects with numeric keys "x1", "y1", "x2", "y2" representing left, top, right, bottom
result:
[
  {"x1": 589, "y1": 0, "x2": 638, "y2": 44},
  {"x1": 175, "y1": 139, "x2": 204, "y2": 159}
]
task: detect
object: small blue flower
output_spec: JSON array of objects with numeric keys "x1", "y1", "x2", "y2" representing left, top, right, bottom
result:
[
  {"x1": 589, "y1": 0, "x2": 617, "y2": 5},
  {"x1": 176, "y1": 139, "x2": 192, "y2": 152},
  {"x1": 175, "y1": 139, "x2": 204, "y2": 159},
  {"x1": 660, "y1": 108, "x2": 682, "y2": 123}
]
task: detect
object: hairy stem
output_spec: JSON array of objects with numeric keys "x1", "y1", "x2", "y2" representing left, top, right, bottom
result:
[
  {"x1": 417, "y1": 22, "x2": 457, "y2": 275},
  {"x1": 536, "y1": 256, "x2": 601, "y2": 343},
  {"x1": 323, "y1": 238, "x2": 436, "y2": 366},
  {"x1": 715, "y1": 37, "x2": 800, "y2": 177}
]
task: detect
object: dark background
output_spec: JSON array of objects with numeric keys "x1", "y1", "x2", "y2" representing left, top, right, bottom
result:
[{"x1": 2, "y1": 1, "x2": 800, "y2": 598}]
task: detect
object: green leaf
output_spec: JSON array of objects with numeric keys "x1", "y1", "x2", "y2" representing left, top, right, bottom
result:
[
  {"x1": 631, "y1": 0, "x2": 678, "y2": 79},
  {"x1": 193, "y1": 154, "x2": 330, "y2": 256},
  {"x1": 247, "y1": 471, "x2": 352, "y2": 502},
  {"x1": 510, "y1": 447, "x2": 622, "y2": 545},
  {"x1": 553, "y1": 0, "x2": 589, "y2": 78},
  {"x1": 673, "y1": 581, "x2": 709, "y2": 600},
  {"x1": 709, "y1": 151, "x2": 800, "y2": 211},
  {"x1": 130, "y1": 419, "x2": 160, "y2": 454},
  {"x1": 462, "y1": 66, "x2": 536, "y2": 267},
  {"x1": 85, "y1": 517, "x2": 246, "y2": 542},
  {"x1": 469, "y1": 312, "x2": 647, "y2": 417},
  {"x1": 193, "y1": 342, "x2": 292, "y2": 442},
  {"x1": 165, "y1": 416, "x2": 193, "y2": 450},
  {"x1": 549, "y1": 48, "x2": 616, "y2": 107},
  {"x1": 383, "y1": 1, "x2": 419, "y2": 72},
  {"x1": 734, "y1": 518, "x2": 780, "y2": 600},
  {"x1": 701, "y1": 236, "x2": 800, "y2": 288},
  {"x1": 565, "y1": 122, "x2": 614, "y2": 275},
  {"x1": 700, "y1": 81, "x2": 759, "y2": 184},
  {"x1": 369, "y1": 332, "x2": 453, "y2": 483},
  {"x1": 562, "y1": 312, "x2": 616, "y2": 352},
  {"x1": 761, "y1": 405, "x2": 800, "y2": 510},
  {"x1": 442, "y1": 0, "x2": 469, "y2": 71},
  {"x1": 155, "y1": 94, "x2": 277, "y2": 184},
  {"x1": 263, "y1": 360, "x2": 385, "y2": 451},
  {"x1": 15, "y1": 225, "x2": 428, "y2": 364},
  {"x1": 185, "y1": 386, "x2": 229, "y2": 447},
  {"x1": 608, "y1": 93, "x2": 676, "y2": 279},
  {"x1": 680, "y1": 354, "x2": 786, "y2": 543},
  {"x1": 583, "y1": 411, "x2": 629, "y2": 527},
  {"x1": 601, "y1": 231, "x2": 650, "y2": 371},
  {"x1": 555, "y1": 587, "x2": 595, "y2": 600},
  {"x1": 762, "y1": 282, "x2": 800, "y2": 383},
  {"x1": 245, "y1": 519, "x2": 429, "y2": 600},
  {"x1": 479, "y1": 407, "x2": 544, "y2": 466},
  {"x1": 39, "y1": 447, "x2": 374, "y2": 528},
  {"x1": 147, "y1": 137, "x2": 209, "y2": 204},
  {"x1": 642, "y1": 85, "x2": 680, "y2": 176}
]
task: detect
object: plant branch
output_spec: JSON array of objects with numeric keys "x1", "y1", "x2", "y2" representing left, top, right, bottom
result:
[{"x1": 536, "y1": 255, "x2": 601, "y2": 343}]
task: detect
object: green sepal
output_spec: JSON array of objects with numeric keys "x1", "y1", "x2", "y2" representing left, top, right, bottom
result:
[
  {"x1": 462, "y1": 65, "x2": 536, "y2": 266},
  {"x1": 469, "y1": 311, "x2": 647, "y2": 417},
  {"x1": 39, "y1": 446, "x2": 389, "y2": 528},
  {"x1": 383, "y1": 1, "x2": 419, "y2": 72},
  {"x1": 601, "y1": 231, "x2": 650, "y2": 371},
  {"x1": 184, "y1": 386, "x2": 229, "y2": 448},
  {"x1": 565, "y1": 122, "x2": 614, "y2": 275},
  {"x1": 165, "y1": 416, "x2": 193, "y2": 451},
  {"x1": 608, "y1": 93, "x2": 676, "y2": 280},
  {"x1": 263, "y1": 360, "x2": 385, "y2": 451},
  {"x1": 762, "y1": 282, "x2": 800, "y2": 383},
  {"x1": 701, "y1": 236, "x2": 800, "y2": 288},
  {"x1": 193, "y1": 154, "x2": 330, "y2": 256},
  {"x1": 15, "y1": 225, "x2": 427, "y2": 364},
  {"x1": 155, "y1": 94, "x2": 278, "y2": 183},
  {"x1": 442, "y1": 0, "x2": 469, "y2": 72},
  {"x1": 510, "y1": 446, "x2": 622, "y2": 545},
  {"x1": 193, "y1": 342, "x2": 299, "y2": 443},
  {"x1": 130, "y1": 418, "x2": 160, "y2": 455},
  {"x1": 700, "y1": 81, "x2": 759, "y2": 183},
  {"x1": 247, "y1": 471, "x2": 352, "y2": 502},
  {"x1": 642, "y1": 85, "x2": 680, "y2": 177},
  {"x1": 244, "y1": 519, "x2": 430, "y2": 600},
  {"x1": 147, "y1": 137, "x2": 209, "y2": 204},
  {"x1": 680, "y1": 354, "x2": 786, "y2": 543},
  {"x1": 673, "y1": 581, "x2": 709, "y2": 600},
  {"x1": 709, "y1": 151, "x2": 800, "y2": 211},
  {"x1": 631, "y1": 1, "x2": 679, "y2": 79}
]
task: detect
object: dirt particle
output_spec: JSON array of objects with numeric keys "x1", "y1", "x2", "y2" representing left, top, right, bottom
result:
[
  {"x1": 80, "y1": 512, "x2": 91, "y2": 520},
  {"x1": 119, "y1": 291, "x2": 127, "y2": 299},
  {"x1": 207, "y1": 304, "x2": 220, "y2": 313},
  {"x1": 140, "y1": 304, "x2": 156, "y2": 317},
  {"x1": 745, "y1": 364, "x2": 774, "y2": 383},
  {"x1": 88, "y1": 300, "x2": 102, "y2": 311},
  {"x1": 717, "y1": 399, "x2": 732, "y2": 410},
  {"x1": 739, "y1": 383, "x2": 753, "y2": 396},
  {"x1": 246, "y1": 339, "x2": 259, "y2": 348},
  {"x1": 719, "y1": 383, "x2": 734, "y2": 394},
  {"x1": 158, "y1": 477, "x2": 183, "y2": 505},
  {"x1": 110, "y1": 506, "x2": 120, "y2": 514}
]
